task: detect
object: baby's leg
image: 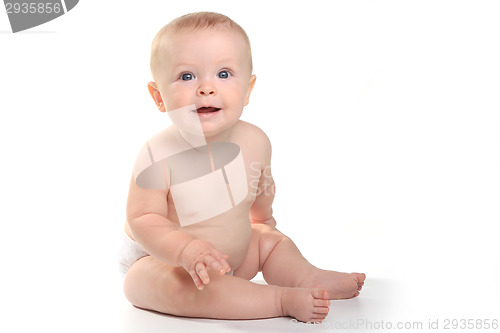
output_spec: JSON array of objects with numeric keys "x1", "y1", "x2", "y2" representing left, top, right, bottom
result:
[
  {"x1": 123, "y1": 255, "x2": 330, "y2": 322},
  {"x1": 236, "y1": 224, "x2": 365, "y2": 299}
]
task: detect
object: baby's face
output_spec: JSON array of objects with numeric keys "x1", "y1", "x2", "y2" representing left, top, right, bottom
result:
[{"x1": 155, "y1": 28, "x2": 255, "y2": 138}]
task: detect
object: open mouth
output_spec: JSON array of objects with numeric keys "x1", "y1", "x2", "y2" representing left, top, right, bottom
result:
[{"x1": 196, "y1": 106, "x2": 221, "y2": 114}]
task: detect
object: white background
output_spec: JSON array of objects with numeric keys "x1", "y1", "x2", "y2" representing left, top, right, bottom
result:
[{"x1": 1, "y1": 1, "x2": 499, "y2": 332}]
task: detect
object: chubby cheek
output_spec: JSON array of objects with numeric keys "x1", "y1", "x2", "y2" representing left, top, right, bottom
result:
[
  {"x1": 164, "y1": 88, "x2": 194, "y2": 111},
  {"x1": 222, "y1": 84, "x2": 246, "y2": 108}
]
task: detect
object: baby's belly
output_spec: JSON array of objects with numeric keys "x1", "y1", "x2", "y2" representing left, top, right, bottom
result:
[{"x1": 180, "y1": 209, "x2": 252, "y2": 271}]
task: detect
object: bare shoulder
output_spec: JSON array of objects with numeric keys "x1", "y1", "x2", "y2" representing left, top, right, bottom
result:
[
  {"x1": 233, "y1": 120, "x2": 271, "y2": 148},
  {"x1": 233, "y1": 120, "x2": 272, "y2": 164}
]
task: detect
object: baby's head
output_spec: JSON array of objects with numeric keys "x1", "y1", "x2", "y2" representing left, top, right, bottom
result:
[
  {"x1": 150, "y1": 12, "x2": 253, "y2": 82},
  {"x1": 148, "y1": 12, "x2": 256, "y2": 138}
]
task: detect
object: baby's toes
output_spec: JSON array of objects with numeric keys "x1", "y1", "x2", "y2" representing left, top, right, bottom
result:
[
  {"x1": 313, "y1": 299, "x2": 330, "y2": 308},
  {"x1": 355, "y1": 273, "x2": 366, "y2": 283},
  {"x1": 313, "y1": 305, "x2": 329, "y2": 313},
  {"x1": 312, "y1": 289, "x2": 330, "y2": 300},
  {"x1": 313, "y1": 305, "x2": 330, "y2": 316},
  {"x1": 356, "y1": 274, "x2": 366, "y2": 291},
  {"x1": 312, "y1": 289, "x2": 331, "y2": 319}
]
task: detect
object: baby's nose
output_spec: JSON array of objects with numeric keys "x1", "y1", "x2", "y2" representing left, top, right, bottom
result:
[{"x1": 197, "y1": 85, "x2": 216, "y2": 96}]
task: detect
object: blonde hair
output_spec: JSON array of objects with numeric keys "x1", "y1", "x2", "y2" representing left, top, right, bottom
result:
[{"x1": 150, "y1": 12, "x2": 253, "y2": 81}]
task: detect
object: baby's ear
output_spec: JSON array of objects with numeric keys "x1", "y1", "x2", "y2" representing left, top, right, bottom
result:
[
  {"x1": 244, "y1": 75, "x2": 257, "y2": 106},
  {"x1": 148, "y1": 81, "x2": 166, "y2": 112}
]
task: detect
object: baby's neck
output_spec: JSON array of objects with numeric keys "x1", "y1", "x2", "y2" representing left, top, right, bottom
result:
[{"x1": 205, "y1": 130, "x2": 233, "y2": 143}]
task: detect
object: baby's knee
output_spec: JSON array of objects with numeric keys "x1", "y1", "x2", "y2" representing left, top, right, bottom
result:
[
  {"x1": 257, "y1": 227, "x2": 290, "y2": 262},
  {"x1": 257, "y1": 225, "x2": 288, "y2": 243},
  {"x1": 252, "y1": 223, "x2": 282, "y2": 238}
]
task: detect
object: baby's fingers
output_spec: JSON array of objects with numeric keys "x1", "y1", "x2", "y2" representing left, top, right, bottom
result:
[
  {"x1": 189, "y1": 267, "x2": 205, "y2": 290},
  {"x1": 211, "y1": 251, "x2": 231, "y2": 273},
  {"x1": 203, "y1": 255, "x2": 228, "y2": 275},
  {"x1": 195, "y1": 262, "x2": 210, "y2": 286}
]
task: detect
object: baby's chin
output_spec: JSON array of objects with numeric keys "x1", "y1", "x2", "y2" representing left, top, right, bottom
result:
[{"x1": 200, "y1": 124, "x2": 230, "y2": 139}]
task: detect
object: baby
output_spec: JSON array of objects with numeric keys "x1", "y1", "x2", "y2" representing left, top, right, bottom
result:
[{"x1": 121, "y1": 11, "x2": 366, "y2": 323}]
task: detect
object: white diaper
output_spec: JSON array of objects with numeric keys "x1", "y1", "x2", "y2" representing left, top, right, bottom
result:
[
  {"x1": 118, "y1": 232, "x2": 149, "y2": 277},
  {"x1": 117, "y1": 231, "x2": 235, "y2": 277}
]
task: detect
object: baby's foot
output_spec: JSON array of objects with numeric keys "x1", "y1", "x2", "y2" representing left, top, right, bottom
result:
[
  {"x1": 280, "y1": 288, "x2": 330, "y2": 323},
  {"x1": 299, "y1": 269, "x2": 366, "y2": 300}
]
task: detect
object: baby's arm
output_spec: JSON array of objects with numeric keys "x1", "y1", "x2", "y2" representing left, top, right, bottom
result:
[
  {"x1": 126, "y1": 177, "x2": 231, "y2": 290},
  {"x1": 248, "y1": 129, "x2": 277, "y2": 227}
]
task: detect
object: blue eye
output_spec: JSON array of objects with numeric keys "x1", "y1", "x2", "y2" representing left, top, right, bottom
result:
[
  {"x1": 180, "y1": 73, "x2": 194, "y2": 81},
  {"x1": 218, "y1": 70, "x2": 231, "y2": 79}
]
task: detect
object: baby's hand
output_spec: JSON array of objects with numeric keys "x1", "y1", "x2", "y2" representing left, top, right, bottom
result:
[{"x1": 179, "y1": 239, "x2": 231, "y2": 290}]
